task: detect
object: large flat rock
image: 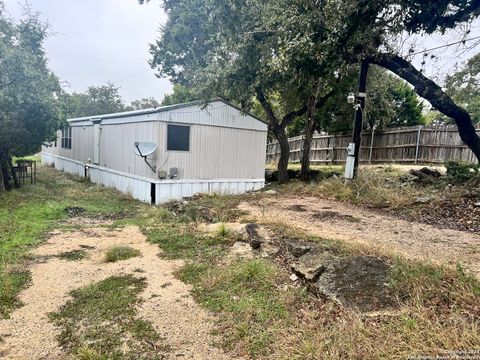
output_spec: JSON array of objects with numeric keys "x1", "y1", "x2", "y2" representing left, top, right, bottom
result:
[{"x1": 315, "y1": 256, "x2": 395, "y2": 312}]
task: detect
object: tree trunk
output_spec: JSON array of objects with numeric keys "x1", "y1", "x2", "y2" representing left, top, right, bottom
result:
[
  {"x1": 370, "y1": 53, "x2": 480, "y2": 162},
  {"x1": 274, "y1": 126, "x2": 290, "y2": 183},
  {"x1": 8, "y1": 157, "x2": 19, "y2": 188},
  {"x1": 0, "y1": 162, "x2": 4, "y2": 191},
  {"x1": 300, "y1": 95, "x2": 318, "y2": 181},
  {"x1": 0, "y1": 149, "x2": 12, "y2": 191},
  {"x1": 255, "y1": 88, "x2": 291, "y2": 183}
]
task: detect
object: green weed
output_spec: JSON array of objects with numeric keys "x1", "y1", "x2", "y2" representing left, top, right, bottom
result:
[
  {"x1": 104, "y1": 246, "x2": 140, "y2": 263},
  {"x1": 0, "y1": 270, "x2": 31, "y2": 318},
  {"x1": 50, "y1": 275, "x2": 167, "y2": 359}
]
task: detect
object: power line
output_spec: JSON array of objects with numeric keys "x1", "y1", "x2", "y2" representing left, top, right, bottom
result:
[{"x1": 407, "y1": 35, "x2": 480, "y2": 56}]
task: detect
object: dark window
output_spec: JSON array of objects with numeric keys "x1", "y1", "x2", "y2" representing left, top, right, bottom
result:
[
  {"x1": 167, "y1": 124, "x2": 190, "y2": 151},
  {"x1": 61, "y1": 126, "x2": 72, "y2": 149}
]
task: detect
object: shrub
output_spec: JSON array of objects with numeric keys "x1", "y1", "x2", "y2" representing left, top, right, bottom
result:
[{"x1": 445, "y1": 161, "x2": 479, "y2": 183}]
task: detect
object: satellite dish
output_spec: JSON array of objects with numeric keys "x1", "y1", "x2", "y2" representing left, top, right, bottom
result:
[
  {"x1": 133, "y1": 142, "x2": 157, "y2": 157},
  {"x1": 133, "y1": 142, "x2": 157, "y2": 173}
]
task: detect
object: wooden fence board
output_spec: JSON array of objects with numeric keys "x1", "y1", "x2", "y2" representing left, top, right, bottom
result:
[{"x1": 266, "y1": 125, "x2": 480, "y2": 165}]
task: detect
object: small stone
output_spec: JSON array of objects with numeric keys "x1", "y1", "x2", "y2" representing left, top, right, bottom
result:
[
  {"x1": 264, "y1": 190, "x2": 277, "y2": 195},
  {"x1": 475, "y1": 202, "x2": 480, "y2": 207},
  {"x1": 228, "y1": 242, "x2": 254, "y2": 260},
  {"x1": 414, "y1": 196, "x2": 431, "y2": 204},
  {"x1": 260, "y1": 243, "x2": 280, "y2": 258},
  {"x1": 289, "y1": 273, "x2": 299, "y2": 282},
  {"x1": 286, "y1": 240, "x2": 313, "y2": 257}
]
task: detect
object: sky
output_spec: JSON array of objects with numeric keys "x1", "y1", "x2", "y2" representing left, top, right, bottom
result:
[
  {"x1": 4, "y1": 0, "x2": 172, "y2": 103},
  {"x1": 3, "y1": 1, "x2": 479, "y2": 105}
]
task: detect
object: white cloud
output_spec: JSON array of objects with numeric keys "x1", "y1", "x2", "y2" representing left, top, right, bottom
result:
[{"x1": 4, "y1": 0, "x2": 172, "y2": 102}]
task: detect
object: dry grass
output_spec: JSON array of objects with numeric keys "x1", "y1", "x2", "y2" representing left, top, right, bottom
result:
[
  {"x1": 270, "y1": 165, "x2": 435, "y2": 210},
  {"x1": 272, "y1": 261, "x2": 480, "y2": 360},
  {"x1": 3, "y1": 163, "x2": 479, "y2": 359}
]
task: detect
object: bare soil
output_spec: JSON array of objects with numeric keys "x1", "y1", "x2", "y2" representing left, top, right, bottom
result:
[
  {"x1": 0, "y1": 226, "x2": 237, "y2": 360},
  {"x1": 239, "y1": 195, "x2": 480, "y2": 278}
]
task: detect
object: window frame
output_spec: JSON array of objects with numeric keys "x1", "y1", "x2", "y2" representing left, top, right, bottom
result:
[
  {"x1": 166, "y1": 124, "x2": 191, "y2": 152},
  {"x1": 61, "y1": 126, "x2": 72, "y2": 149}
]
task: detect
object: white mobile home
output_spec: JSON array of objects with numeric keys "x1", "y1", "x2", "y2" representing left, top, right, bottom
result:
[{"x1": 42, "y1": 99, "x2": 268, "y2": 204}]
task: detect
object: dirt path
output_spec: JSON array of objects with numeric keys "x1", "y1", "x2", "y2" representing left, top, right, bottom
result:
[
  {"x1": 239, "y1": 196, "x2": 480, "y2": 277},
  {"x1": 0, "y1": 226, "x2": 236, "y2": 360}
]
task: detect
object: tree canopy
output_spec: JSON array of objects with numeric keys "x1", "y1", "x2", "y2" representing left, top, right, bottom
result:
[
  {"x1": 0, "y1": 4, "x2": 62, "y2": 189},
  {"x1": 61, "y1": 83, "x2": 126, "y2": 118}
]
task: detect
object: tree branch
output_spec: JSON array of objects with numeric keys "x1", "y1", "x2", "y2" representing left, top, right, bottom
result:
[
  {"x1": 369, "y1": 52, "x2": 480, "y2": 161},
  {"x1": 280, "y1": 88, "x2": 335, "y2": 128},
  {"x1": 255, "y1": 87, "x2": 279, "y2": 130}
]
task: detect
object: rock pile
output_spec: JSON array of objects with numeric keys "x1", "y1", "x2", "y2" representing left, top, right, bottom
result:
[{"x1": 200, "y1": 222, "x2": 396, "y2": 313}]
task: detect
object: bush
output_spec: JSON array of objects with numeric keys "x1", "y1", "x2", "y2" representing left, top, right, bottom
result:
[{"x1": 445, "y1": 161, "x2": 479, "y2": 183}]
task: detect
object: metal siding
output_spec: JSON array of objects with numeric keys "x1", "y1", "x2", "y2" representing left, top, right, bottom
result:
[
  {"x1": 46, "y1": 101, "x2": 267, "y2": 181},
  {"x1": 166, "y1": 101, "x2": 267, "y2": 131},
  {"x1": 99, "y1": 121, "x2": 160, "y2": 180},
  {"x1": 70, "y1": 101, "x2": 267, "y2": 132},
  {"x1": 155, "y1": 122, "x2": 266, "y2": 180}
]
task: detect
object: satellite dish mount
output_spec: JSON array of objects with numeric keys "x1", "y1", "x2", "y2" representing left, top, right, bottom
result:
[{"x1": 133, "y1": 142, "x2": 157, "y2": 173}]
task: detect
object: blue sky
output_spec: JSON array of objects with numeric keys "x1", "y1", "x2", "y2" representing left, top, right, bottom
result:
[{"x1": 4, "y1": 0, "x2": 172, "y2": 103}]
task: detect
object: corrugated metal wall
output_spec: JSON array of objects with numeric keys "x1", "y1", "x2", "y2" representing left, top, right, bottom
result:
[
  {"x1": 99, "y1": 121, "x2": 160, "y2": 179},
  {"x1": 42, "y1": 101, "x2": 267, "y2": 181},
  {"x1": 156, "y1": 123, "x2": 266, "y2": 179}
]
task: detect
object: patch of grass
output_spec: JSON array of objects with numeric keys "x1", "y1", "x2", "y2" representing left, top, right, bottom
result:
[
  {"x1": 180, "y1": 259, "x2": 306, "y2": 357},
  {"x1": 104, "y1": 246, "x2": 140, "y2": 263},
  {"x1": 0, "y1": 165, "x2": 145, "y2": 317},
  {"x1": 216, "y1": 223, "x2": 229, "y2": 238},
  {"x1": 144, "y1": 223, "x2": 229, "y2": 260},
  {"x1": 389, "y1": 259, "x2": 480, "y2": 306},
  {"x1": 50, "y1": 274, "x2": 167, "y2": 359},
  {"x1": 56, "y1": 249, "x2": 88, "y2": 261},
  {"x1": 270, "y1": 166, "x2": 428, "y2": 209},
  {"x1": 445, "y1": 161, "x2": 479, "y2": 183},
  {"x1": 0, "y1": 270, "x2": 31, "y2": 318}
]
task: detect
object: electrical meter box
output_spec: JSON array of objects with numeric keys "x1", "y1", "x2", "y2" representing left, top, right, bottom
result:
[{"x1": 344, "y1": 143, "x2": 356, "y2": 180}]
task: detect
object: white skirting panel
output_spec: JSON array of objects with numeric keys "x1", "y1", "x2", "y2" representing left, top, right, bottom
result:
[
  {"x1": 87, "y1": 165, "x2": 153, "y2": 203},
  {"x1": 41, "y1": 152, "x2": 85, "y2": 177},
  {"x1": 41, "y1": 152, "x2": 265, "y2": 204},
  {"x1": 154, "y1": 178, "x2": 264, "y2": 204}
]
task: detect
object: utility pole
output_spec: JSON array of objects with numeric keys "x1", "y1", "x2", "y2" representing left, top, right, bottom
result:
[{"x1": 352, "y1": 60, "x2": 369, "y2": 178}]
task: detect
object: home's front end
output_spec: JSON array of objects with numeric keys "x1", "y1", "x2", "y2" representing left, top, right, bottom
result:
[{"x1": 41, "y1": 100, "x2": 268, "y2": 204}]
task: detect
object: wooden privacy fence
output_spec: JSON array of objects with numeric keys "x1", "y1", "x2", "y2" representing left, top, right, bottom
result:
[{"x1": 266, "y1": 125, "x2": 480, "y2": 165}]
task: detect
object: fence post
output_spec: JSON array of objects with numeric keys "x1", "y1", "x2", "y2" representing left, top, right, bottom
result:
[
  {"x1": 331, "y1": 134, "x2": 336, "y2": 164},
  {"x1": 369, "y1": 127, "x2": 375, "y2": 164},
  {"x1": 414, "y1": 125, "x2": 422, "y2": 164}
]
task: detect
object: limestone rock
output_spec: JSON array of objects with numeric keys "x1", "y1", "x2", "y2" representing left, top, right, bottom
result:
[
  {"x1": 314, "y1": 256, "x2": 394, "y2": 312},
  {"x1": 286, "y1": 240, "x2": 314, "y2": 257},
  {"x1": 264, "y1": 190, "x2": 278, "y2": 195},
  {"x1": 260, "y1": 243, "x2": 280, "y2": 258},
  {"x1": 228, "y1": 242, "x2": 254, "y2": 260},
  {"x1": 291, "y1": 249, "x2": 334, "y2": 281}
]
